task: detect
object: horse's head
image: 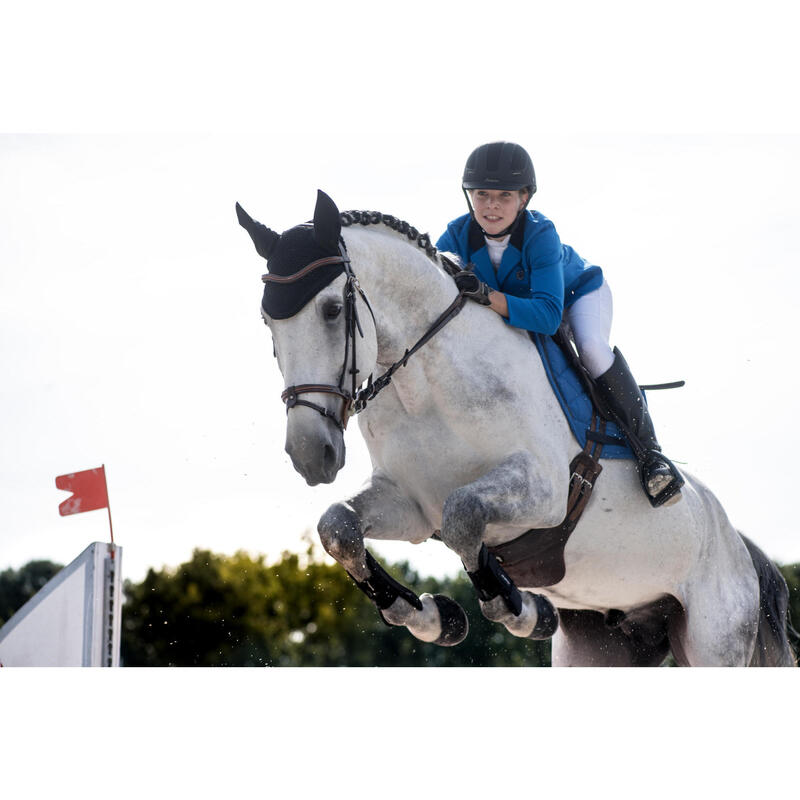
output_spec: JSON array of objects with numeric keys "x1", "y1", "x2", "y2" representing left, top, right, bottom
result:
[{"x1": 237, "y1": 190, "x2": 378, "y2": 485}]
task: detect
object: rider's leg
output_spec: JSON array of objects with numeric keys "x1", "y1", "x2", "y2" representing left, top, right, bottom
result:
[
  {"x1": 568, "y1": 281, "x2": 683, "y2": 507},
  {"x1": 567, "y1": 279, "x2": 615, "y2": 379},
  {"x1": 594, "y1": 347, "x2": 684, "y2": 507}
]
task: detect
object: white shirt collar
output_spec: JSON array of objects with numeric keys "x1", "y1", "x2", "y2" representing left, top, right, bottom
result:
[{"x1": 485, "y1": 235, "x2": 510, "y2": 269}]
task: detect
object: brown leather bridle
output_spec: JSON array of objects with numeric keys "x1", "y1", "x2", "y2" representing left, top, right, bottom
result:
[
  {"x1": 264, "y1": 242, "x2": 371, "y2": 431},
  {"x1": 264, "y1": 241, "x2": 467, "y2": 432}
]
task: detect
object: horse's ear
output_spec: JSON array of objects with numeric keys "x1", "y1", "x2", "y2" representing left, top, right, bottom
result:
[
  {"x1": 313, "y1": 190, "x2": 341, "y2": 252},
  {"x1": 236, "y1": 202, "x2": 280, "y2": 261}
]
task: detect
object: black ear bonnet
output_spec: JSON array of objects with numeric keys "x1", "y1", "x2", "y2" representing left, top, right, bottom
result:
[
  {"x1": 237, "y1": 191, "x2": 345, "y2": 320},
  {"x1": 259, "y1": 225, "x2": 345, "y2": 319}
]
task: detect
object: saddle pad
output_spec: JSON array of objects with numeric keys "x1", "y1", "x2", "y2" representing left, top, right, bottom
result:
[{"x1": 531, "y1": 333, "x2": 635, "y2": 460}]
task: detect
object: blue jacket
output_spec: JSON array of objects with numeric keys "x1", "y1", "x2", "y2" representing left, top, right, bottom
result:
[{"x1": 436, "y1": 210, "x2": 603, "y2": 335}]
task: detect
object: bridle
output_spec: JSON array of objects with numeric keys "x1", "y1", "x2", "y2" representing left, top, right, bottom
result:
[
  {"x1": 264, "y1": 241, "x2": 369, "y2": 431},
  {"x1": 263, "y1": 239, "x2": 466, "y2": 432}
]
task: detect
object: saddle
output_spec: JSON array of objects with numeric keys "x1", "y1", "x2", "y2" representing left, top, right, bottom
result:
[{"x1": 530, "y1": 324, "x2": 634, "y2": 459}]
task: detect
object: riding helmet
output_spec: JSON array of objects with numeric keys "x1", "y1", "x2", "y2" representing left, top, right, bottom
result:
[{"x1": 462, "y1": 141, "x2": 536, "y2": 195}]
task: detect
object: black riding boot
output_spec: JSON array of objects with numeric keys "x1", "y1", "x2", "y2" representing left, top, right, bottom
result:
[{"x1": 594, "y1": 348, "x2": 684, "y2": 507}]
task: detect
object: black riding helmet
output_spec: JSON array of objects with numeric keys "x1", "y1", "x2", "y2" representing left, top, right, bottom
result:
[
  {"x1": 462, "y1": 141, "x2": 536, "y2": 193},
  {"x1": 462, "y1": 141, "x2": 536, "y2": 238}
]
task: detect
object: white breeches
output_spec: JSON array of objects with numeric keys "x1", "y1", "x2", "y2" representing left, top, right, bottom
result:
[{"x1": 567, "y1": 280, "x2": 614, "y2": 379}]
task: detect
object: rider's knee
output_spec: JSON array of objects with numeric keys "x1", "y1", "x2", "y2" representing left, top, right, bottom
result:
[{"x1": 577, "y1": 336, "x2": 614, "y2": 379}]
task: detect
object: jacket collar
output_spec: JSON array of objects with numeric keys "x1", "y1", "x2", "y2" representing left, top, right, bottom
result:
[
  {"x1": 467, "y1": 212, "x2": 527, "y2": 255},
  {"x1": 467, "y1": 214, "x2": 526, "y2": 289}
]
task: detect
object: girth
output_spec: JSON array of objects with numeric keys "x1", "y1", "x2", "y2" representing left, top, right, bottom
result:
[{"x1": 487, "y1": 413, "x2": 607, "y2": 588}]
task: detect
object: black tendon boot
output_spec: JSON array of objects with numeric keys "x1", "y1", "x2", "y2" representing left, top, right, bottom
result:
[{"x1": 594, "y1": 348, "x2": 684, "y2": 507}]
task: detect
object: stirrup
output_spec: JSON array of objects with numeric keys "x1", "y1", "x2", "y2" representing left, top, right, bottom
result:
[{"x1": 640, "y1": 453, "x2": 684, "y2": 508}]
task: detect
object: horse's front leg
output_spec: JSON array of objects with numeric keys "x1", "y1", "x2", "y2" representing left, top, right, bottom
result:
[
  {"x1": 317, "y1": 472, "x2": 468, "y2": 646},
  {"x1": 440, "y1": 452, "x2": 561, "y2": 640}
]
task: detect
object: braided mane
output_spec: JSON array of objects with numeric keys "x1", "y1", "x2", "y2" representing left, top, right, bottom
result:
[{"x1": 340, "y1": 210, "x2": 446, "y2": 267}]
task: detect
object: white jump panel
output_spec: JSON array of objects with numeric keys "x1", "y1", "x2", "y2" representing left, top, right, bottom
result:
[{"x1": 0, "y1": 542, "x2": 122, "y2": 667}]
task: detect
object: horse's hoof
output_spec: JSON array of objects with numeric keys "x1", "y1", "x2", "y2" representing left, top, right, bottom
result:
[
  {"x1": 430, "y1": 594, "x2": 469, "y2": 646},
  {"x1": 399, "y1": 593, "x2": 468, "y2": 645},
  {"x1": 528, "y1": 593, "x2": 559, "y2": 639}
]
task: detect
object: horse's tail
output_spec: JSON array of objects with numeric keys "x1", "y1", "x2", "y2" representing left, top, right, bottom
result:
[{"x1": 740, "y1": 533, "x2": 797, "y2": 667}]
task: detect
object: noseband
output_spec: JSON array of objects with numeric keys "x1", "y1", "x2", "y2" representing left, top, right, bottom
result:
[{"x1": 264, "y1": 240, "x2": 467, "y2": 432}]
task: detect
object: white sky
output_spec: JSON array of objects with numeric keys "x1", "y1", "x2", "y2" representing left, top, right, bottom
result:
[{"x1": 2, "y1": 1, "x2": 800, "y2": 588}]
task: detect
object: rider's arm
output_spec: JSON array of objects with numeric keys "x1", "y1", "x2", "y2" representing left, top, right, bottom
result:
[
  {"x1": 438, "y1": 218, "x2": 563, "y2": 335},
  {"x1": 502, "y1": 230, "x2": 564, "y2": 335}
]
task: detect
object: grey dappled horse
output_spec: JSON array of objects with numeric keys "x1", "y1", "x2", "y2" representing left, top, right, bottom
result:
[{"x1": 237, "y1": 190, "x2": 795, "y2": 667}]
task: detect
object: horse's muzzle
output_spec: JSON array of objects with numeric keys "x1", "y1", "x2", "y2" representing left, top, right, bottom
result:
[{"x1": 285, "y1": 423, "x2": 346, "y2": 486}]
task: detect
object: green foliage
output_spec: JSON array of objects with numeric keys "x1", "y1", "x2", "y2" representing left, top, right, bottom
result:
[
  {"x1": 5, "y1": 548, "x2": 799, "y2": 667},
  {"x1": 121, "y1": 543, "x2": 550, "y2": 667},
  {"x1": 779, "y1": 562, "x2": 800, "y2": 648},
  {"x1": 0, "y1": 560, "x2": 63, "y2": 627}
]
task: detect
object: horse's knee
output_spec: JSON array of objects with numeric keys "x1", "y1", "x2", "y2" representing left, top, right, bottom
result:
[
  {"x1": 317, "y1": 502, "x2": 364, "y2": 565},
  {"x1": 441, "y1": 488, "x2": 487, "y2": 543}
]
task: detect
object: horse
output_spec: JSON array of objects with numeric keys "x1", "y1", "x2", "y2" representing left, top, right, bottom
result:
[{"x1": 237, "y1": 190, "x2": 796, "y2": 667}]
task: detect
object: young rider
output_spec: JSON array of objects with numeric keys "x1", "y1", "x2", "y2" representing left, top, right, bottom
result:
[{"x1": 436, "y1": 141, "x2": 683, "y2": 507}]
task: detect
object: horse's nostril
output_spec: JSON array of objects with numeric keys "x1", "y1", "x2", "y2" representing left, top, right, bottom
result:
[{"x1": 323, "y1": 443, "x2": 337, "y2": 472}]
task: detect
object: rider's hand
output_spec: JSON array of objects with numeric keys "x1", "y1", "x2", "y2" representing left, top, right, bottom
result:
[
  {"x1": 454, "y1": 271, "x2": 492, "y2": 306},
  {"x1": 487, "y1": 290, "x2": 509, "y2": 319}
]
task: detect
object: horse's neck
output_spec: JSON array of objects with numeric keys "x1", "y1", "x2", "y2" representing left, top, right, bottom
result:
[
  {"x1": 346, "y1": 228, "x2": 568, "y2": 444},
  {"x1": 345, "y1": 227, "x2": 457, "y2": 365}
]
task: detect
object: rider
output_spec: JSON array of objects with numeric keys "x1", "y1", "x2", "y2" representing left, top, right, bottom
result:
[{"x1": 436, "y1": 141, "x2": 683, "y2": 507}]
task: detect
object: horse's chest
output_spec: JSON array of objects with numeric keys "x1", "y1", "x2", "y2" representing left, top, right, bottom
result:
[{"x1": 361, "y1": 408, "x2": 495, "y2": 512}]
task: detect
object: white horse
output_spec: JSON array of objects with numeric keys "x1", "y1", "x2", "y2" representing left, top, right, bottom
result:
[{"x1": 237, "y1": 190, "x2": 795, "y2": 667}]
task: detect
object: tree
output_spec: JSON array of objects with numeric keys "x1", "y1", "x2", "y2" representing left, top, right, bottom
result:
[
  {"x1": 779, "y1": 562, "x2": 800, "y2": 654},
  {"x1": 2, "y1": 551, "x2": 796, "y2": 666},
  {"x1": 121, "y1": 543, "x2": 550, "y2": 667},
  {"x1": 0, "y1": 560, "x2": 63, "y2": 627}
]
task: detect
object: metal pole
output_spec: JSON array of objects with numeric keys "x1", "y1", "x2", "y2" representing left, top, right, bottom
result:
[{"x1": 103, "y1": 463, "x2": 115, "y2": 554}]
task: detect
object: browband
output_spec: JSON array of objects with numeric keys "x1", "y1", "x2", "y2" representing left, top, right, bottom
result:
[{"x1": 262, "y1": 255, "x2": 348, "y2": 284}]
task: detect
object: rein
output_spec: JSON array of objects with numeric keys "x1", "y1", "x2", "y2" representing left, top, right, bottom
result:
[{"x1": 265, "y1": 237, "x2": 466, "y2": 431}]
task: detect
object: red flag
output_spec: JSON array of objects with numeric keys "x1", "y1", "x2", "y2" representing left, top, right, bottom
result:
[{"x1": 56, "y1": 466, "x2": 109, "y2": 516}]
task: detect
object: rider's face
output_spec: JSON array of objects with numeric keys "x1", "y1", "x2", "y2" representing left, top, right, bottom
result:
[{"x1": 470, "y1": 189, "x2": 527, "y2": 236}]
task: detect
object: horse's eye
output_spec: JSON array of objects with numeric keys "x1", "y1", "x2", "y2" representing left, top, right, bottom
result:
[{"x1": 325, "y1": 302, "x2": 343, "y2": 320}]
